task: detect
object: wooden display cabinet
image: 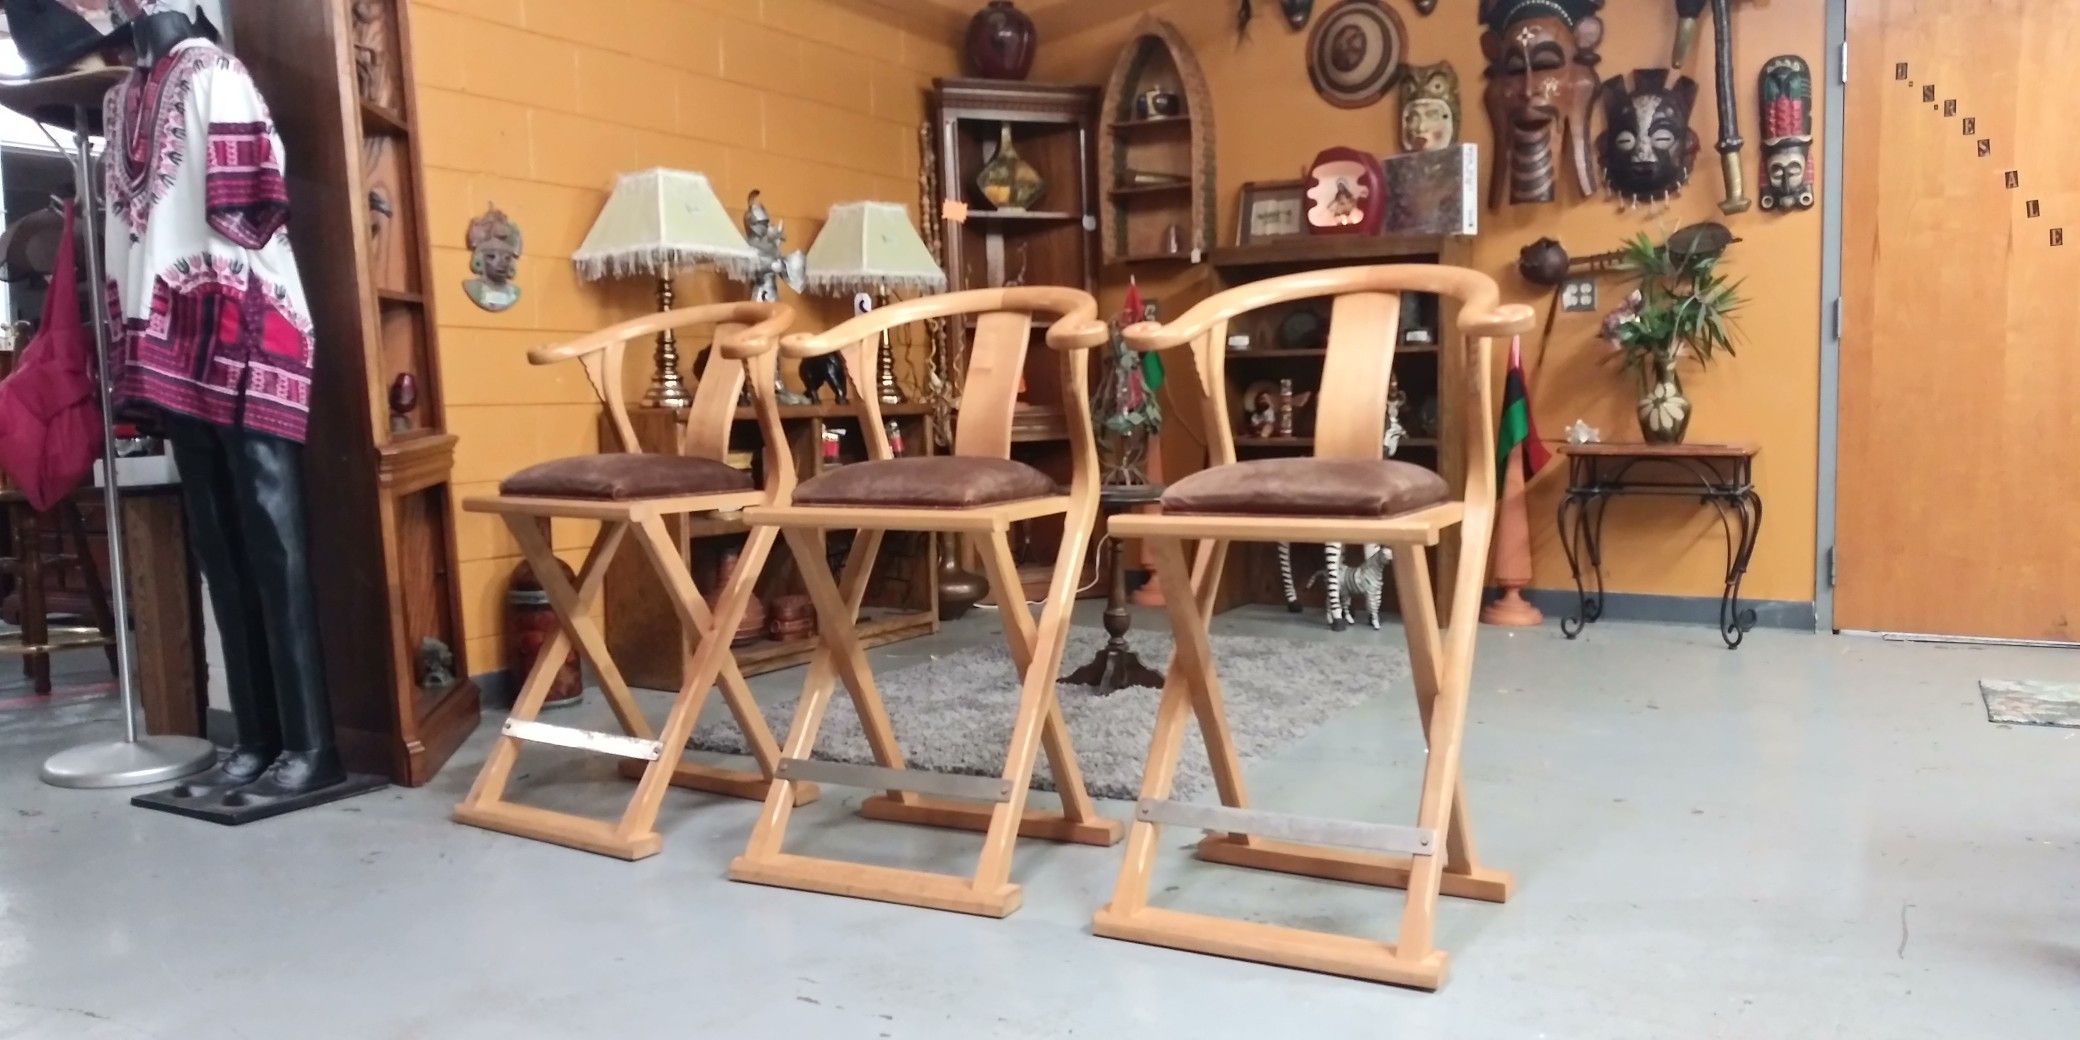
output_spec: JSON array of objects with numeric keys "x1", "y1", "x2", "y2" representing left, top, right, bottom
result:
[
  {"x1": 602, "y1": 404, "x2": 940, "y2": 692},
  {"x1": 1206, "y1": 233, "x2": 1475, "y2": 615},
  {"x1": 230, "y1": 0, "x2": 479, "y2": 785},
  {"x1": 934, "y1": 79, "x2": 1097, "y2": 594}
]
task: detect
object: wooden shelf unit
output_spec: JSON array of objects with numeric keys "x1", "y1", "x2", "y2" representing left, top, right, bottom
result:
[
  {"x1": 934, "y1": 78, "x2": 1098, "y2": 569},
  {"x1": 1209, "y1": 234, "x2": 1475, "y2": 615},
  {"x1": 1098, "y1": 18, "x2": 1214, "y2": 265},
  {"x1": 231, "y1": 0, "x2": 479, "y2": 785},
  {"x1": 602, "y1": 406, "x2": 940, "y2": 693}
]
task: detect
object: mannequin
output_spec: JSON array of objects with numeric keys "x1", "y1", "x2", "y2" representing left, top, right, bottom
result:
[{"x1": 107, "y1": 1, "x2": 357, "y2": 816}]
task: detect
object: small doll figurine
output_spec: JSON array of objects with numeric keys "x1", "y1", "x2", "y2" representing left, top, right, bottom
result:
[{"x1": 1248, "y1": 390, "x2": 1277, "y2": 438}]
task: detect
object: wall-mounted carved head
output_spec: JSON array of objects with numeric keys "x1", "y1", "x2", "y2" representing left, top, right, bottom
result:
[
  {"x1": 1758, "y1": 55, "x2": 1816, "y2": 211},
  {"x1": 1479, "y1": 0, "x2": 1605, "y2": 209},
  {"x1": 1398, "y1": 61, "x2": 1461, "y2": 152},
  {"x1": 1595, "y1": 68, "x2": 1701, "y2": 206}
]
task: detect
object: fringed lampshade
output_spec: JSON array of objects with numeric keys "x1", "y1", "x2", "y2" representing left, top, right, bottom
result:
[
  {"x1": 803, "y1": 202, "x2": 947, "y2": 405},
  {"x1": 573, "y1": 169, "x2": 757, "y2": 408},
  {"x1": 801, "y1": 201, "x2": 947, "y2": 295}
]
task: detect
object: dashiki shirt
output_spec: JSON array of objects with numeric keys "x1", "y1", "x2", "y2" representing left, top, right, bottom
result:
[{"x1": 103, "y1": 38, "x2": 315, "y2": 443}]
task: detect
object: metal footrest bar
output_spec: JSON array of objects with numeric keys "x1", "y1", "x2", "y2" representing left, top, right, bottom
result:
[
  {"x1": 501, "y1": 719, "x2": 662, "y2": 761},
  {"x1": 776, "y1": 758, "x2": 1014, "y2": 803},
  {"x1": 1136, "y1": 799, "x2": 1437, "y2": 858}
]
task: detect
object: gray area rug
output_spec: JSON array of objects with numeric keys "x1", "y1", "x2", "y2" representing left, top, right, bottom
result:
[
  {"x1": 1979, "y1": 679, "x2": 2080, "y2": 728},
  {"x1": 690, "y1": 628, "x2": 1409, "y2": 800}
]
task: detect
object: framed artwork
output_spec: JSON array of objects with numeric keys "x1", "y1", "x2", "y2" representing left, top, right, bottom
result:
[{"x1": 1236, "y1": 179, "x2": 1307, "y2": 245}]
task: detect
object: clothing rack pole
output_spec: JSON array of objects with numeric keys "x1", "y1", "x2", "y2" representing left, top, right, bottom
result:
[{"x1": 39, "y1": 101, "x2": 215, "y2": 789}]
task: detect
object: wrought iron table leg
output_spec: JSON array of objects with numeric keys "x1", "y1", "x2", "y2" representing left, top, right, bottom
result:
[
  {"x1": 1558, "y1": 492, "x2": 1607, "y2": 639},
  {"x1": 1716, "y1": 489, "x2": 1763, "y2": 649}
]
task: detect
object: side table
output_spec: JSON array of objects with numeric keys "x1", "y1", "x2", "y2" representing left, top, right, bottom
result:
[
  {"x1": 1065, "y1": 482, "x2": 1166, "y2": 694},
  {"x1": 1556, "y1": 443, "x2": 1763, "y2": 649}
]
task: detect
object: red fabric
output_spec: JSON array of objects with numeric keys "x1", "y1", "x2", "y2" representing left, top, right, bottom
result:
[{"x1": 0, "y1": 202, "x2": 101, "y2": 511}]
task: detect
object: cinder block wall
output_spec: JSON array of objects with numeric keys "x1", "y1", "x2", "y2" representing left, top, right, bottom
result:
[{"x1": 407, "y1": 0, "x2": 960, "y2": 674}]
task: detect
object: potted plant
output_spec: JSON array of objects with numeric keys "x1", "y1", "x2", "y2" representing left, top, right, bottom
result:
[{"x1": 1603, "y1": 229, "x2": 1745, "y2": 443}]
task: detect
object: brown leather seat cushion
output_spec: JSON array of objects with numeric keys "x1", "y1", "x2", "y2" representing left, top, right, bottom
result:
[
  {"x1": 500, "y1": 454, "x2": 754, "y2": 500},
  {"x1": 793, "y1": 456, "x2": 1058, "y2": 509},
  {"x1": 1162, "y1": 457, "x2": 1450, "y2": 518}
]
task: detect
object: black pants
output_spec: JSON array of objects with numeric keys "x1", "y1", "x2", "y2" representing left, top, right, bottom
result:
[{"x1": 165, "y1": 415, "x2": 335, "y2": 758}]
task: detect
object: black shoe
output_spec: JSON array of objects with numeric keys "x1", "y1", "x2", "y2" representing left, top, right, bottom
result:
[
  {"x1": 167, "y1": 744, "x2": 279, "y2": 798},
  {"x1": 220, "y1": 750, "x2": 347, "y2": 807}
]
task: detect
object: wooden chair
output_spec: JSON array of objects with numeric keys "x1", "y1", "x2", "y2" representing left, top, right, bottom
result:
[
  {"x1": 1091, "y1": 265, "x2": 1535, "y2": 989},
  {"x1": 727, "y1": 287, "x2": 1125, "y2": 918},
  {"x1": 453, "y1": 301, "x2": 815, "y2": 860}
]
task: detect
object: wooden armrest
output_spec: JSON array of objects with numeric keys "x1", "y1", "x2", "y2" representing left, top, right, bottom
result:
[
  {"x1": 1122, "y1": 264, "x2": 1534, "y2": 352},
  {"x1": 716, "y1": 304, "x2": 800, "y2": 360},
  {"x1": 528, "y1": 301, "x2": 791, "y2": 366},
  {"x1": 779, "y1": 286, "x2": 1101, "y2": 359}
]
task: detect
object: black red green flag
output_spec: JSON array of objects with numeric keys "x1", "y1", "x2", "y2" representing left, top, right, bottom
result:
[{"x1": 1496, "y1": 337, "x2": 1551, "y2": 483}]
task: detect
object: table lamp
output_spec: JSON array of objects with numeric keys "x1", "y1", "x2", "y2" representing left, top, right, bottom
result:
[
  {"x1": 573, "y1": 168, "x2": 757, "y2": 409},
  {"x1": 801, "y1": 201, "x2": 947, "y2": 404}
]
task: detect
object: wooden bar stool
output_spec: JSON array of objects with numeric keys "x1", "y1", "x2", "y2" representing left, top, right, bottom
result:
[
  {"x1": 1092, "y1": 265, "x2": 1535, "y2": 989},
  {"x1": 728, "y1": 287, "x2": 1124, "y2": 918},
  {"x1": 453, "y1": 302, "x2": 814, "y2": 860}
]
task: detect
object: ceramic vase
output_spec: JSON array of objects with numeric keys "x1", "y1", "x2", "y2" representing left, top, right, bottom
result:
[
  {"x1": 976, "y1": 123, "x2": 1046, "y2": 211},
  {"x1": 964, "y1": 0, "x2": 1036, "y2": 80},
  {"x1": 1636, "y1": 356, "x2": 1691, "y2": 444},
  {"x1": 506, "y1": 558, "x2": 582, "y2": 708},
  {"x1": 936, "y1": 536, "x2": 988, "y2": 620}
]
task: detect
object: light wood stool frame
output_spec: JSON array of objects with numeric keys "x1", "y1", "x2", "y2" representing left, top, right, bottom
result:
[
  {"x1": 728, "y1": 287, "x2": 1125, "y2": 918},
  {"x1": 1093, "y1": 266, "x2": 1536, "y2": 988},
  {"x1": 454, "y1": 302, "x2": 816, "y2": 860}
]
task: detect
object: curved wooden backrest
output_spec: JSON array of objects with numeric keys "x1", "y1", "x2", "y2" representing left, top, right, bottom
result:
[
  {"x1": 530, "y1": 301, "x2": 798, "y2": 493},
  {"x1": 778, "y1": 286, "x2": 1110, "y2": 493},
  {"x1": 1122, "y1": 264, "x2": 1535, "y2": 507}
]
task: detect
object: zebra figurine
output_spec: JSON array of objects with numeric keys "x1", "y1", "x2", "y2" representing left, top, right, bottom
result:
[
  {"x1": 1311, "y1": 543, "x2": 1390, "y2": 630},
  {"x1": 1278, "y1": 541, "x2": 1343, "y2": 628},
  {"x1": 1281, "y1": 542, "x2": 1392, "y2": 631}
]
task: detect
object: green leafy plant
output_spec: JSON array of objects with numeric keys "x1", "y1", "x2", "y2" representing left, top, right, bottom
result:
[{"x1": 1607, "y1": 231, "x2": 1746, "y2": 376}]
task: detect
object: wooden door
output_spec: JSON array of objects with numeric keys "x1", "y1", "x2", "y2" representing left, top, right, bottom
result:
[{"x1": 1837, "y1": 0, "x2": 2080, "y2": 639}]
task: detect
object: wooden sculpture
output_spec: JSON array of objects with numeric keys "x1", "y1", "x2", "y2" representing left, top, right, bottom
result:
[
  {"x1": 1478, "y1": 0, "x2": 1606, "y2": 209},
  {"x1": 1706, "y1": 0, "x2": 1750, "y2": 213},
  {"x1": 1093, "y1": 264, "x2": 1536, "y2": 989},
  {"x1": 1758, "y1": 55, "x2": 1816, "y2": 211},
  {"x1": 1595, "y1": 69, "x2": 1703, "y2": 207},
  {"x1": 1398, "y1": 61, "x2": 1461, "y2": 153}
]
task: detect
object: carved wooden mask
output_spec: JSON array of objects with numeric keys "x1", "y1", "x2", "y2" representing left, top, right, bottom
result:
[
  {"x1": 1479, "y1": 0, "x2": 1605, "y2": 209},
  {"x1": 1595, "y1": 68, "x2": 1702, "y2": 206},
  {"x1": 1398, "y1": 61, "x2": 1461, "y2": 152},
  {"x1": 1758, "y1": 55, "x2": 1816, "y2": 211}
]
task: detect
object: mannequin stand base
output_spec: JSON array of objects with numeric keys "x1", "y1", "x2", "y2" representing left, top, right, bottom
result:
[{"x1": 132, "y1": 772, "x2": 388, "y2": 825}]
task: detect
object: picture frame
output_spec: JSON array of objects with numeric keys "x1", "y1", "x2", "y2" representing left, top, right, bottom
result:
[{"x1": 1236, "y1": 179, "x2": 1308, "y2": 245}]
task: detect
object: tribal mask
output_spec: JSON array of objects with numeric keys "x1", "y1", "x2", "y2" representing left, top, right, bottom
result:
[
  {"x1": 1758, "y1": 55, "x2": 1816, "y2": 211},
  {"x1": 1595, "y1": 68, "x2": 1701, "y2": 206},
  {"x1": 1479, "y1": 0, "x2": 1605, "y2": 209},
  {"x1": 1398, "y1": 61, "x2": 1461, "y2": 152}
]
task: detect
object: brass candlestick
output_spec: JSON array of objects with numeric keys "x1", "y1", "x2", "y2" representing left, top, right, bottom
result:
[{"x1": 643, "y1": 273, "x2": 692, "y2": 409}]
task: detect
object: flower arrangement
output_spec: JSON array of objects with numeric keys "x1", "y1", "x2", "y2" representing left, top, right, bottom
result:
[{"x1": 1603, "y1": 229, "x2": 1745, "y2": 442}]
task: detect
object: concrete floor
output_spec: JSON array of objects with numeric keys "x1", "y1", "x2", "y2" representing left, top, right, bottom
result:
[{"x1": 2, "y1": 606, "x2": 2077, "y2": 1039}]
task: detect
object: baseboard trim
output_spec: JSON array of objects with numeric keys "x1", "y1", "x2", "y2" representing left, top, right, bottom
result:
[{"x1": 1517, "y1": 589, "x2": 1816, "y2": 632}]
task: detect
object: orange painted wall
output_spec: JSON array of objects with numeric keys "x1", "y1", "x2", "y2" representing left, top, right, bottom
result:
[
  {"x1": 406, "y1": 0, "x2": 959, "y2": 673},
  {"x1": 1035, "y1": 0, "x2": 1825, "y2": 608}
]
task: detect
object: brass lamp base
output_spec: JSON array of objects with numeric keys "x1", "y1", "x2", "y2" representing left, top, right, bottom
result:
[{"x1": 642, "y1": 273, "x2": 692, "y2": 409}]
